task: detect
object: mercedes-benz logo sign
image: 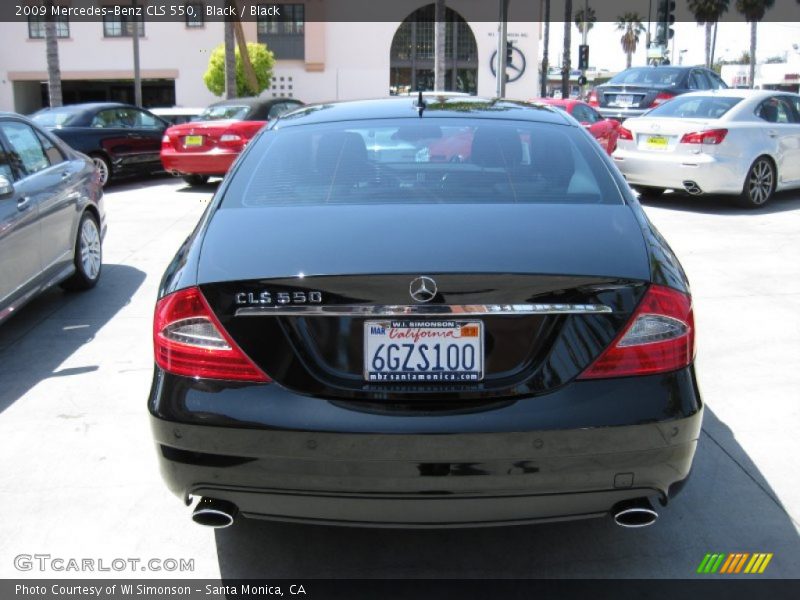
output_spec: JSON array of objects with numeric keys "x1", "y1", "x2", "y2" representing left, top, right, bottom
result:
[{"x1": 409, "y1": 276, "x2": 438, "y2": 303}]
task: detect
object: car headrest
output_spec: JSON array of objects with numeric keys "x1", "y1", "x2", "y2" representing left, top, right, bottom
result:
[
  {"x1": 470, "y1": 126, "x2": 523, "y2": 168},
  {"x1": 529, "y1": 128, "x2": 575, "y2": 192},
  {"x1": 316, "y1": 132, "x2": 368, "y2": 182},
  {"x1": 760, "y1": 103, "x2": 778, "y2": 123}
]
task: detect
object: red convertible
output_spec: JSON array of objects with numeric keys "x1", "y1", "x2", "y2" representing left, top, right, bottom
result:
[
  {"x1": 161, "y1": 97, "x2": 303, "y2": 186},
  {"x1": 534, "y1": 98, "x2": 621, "y2": 155}
]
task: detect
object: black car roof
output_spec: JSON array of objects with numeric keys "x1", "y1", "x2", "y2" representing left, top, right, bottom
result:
[
  {"x1": 35, "y1": 102, "x2": 130, "y2": 113},
  {"x1": 273, "y1": 97, "x2": 571, "y2": 129}
]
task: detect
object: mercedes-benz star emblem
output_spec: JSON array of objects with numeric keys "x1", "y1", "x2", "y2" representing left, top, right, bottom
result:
[{"x1": 409, "y1": 276, "x2": 437, "y2": 303}]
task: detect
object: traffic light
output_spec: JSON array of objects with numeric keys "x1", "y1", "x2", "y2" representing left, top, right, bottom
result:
[
  {"x1": 655, "y1": 0, "x2": 676, "y2": 46},
  {"x1": 506, "y1": 41, "x2": 514, "y2": 67},
  {"x1": 578, "y1": 44, "x2": 589, "y2": 71}
]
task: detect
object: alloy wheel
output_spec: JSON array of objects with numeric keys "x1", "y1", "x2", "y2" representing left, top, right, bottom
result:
[
  {"x1": 92, "y1": 156, "x2": 110, "y2": 187},
  {"x1": 80, "y1": 217, "x2": 102, "y2": 281},
  {"x1": 747, "y1": 159, "x2": 774, "y2": 206}
]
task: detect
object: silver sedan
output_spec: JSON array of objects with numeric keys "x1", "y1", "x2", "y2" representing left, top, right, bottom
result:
[
  {"x1": 0, "y1": 112, "x2": 106, "y2": 324},
  {"x1": 611, "y1": 89, "x2": 800, "y2": 207}
]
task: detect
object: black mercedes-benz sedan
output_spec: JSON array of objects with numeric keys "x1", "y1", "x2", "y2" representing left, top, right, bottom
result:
[{"x1": 149, "y1": 96, "x2": 702, "y2": 529}]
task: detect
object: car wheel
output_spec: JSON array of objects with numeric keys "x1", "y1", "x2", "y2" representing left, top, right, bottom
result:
[
  {"x1": 636, "y1": 186, "x2": 666, "y2": 199},
  {"x1": 61, "y1": 211, "x2": 102, "y2": 291},
  {"x1": 90, "y1": 154, "x2": 111, "y2": 188},
  {"x1": 182, "y1": 174, "x2": 210, "y2": 186},
  {"x1": 739, "y1": 157, "x2": 775, "y2": 208}
]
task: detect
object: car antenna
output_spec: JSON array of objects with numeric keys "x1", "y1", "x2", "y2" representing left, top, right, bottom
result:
[{"x1": 415, "y1": 90, "x2": 426, "y2": 117}]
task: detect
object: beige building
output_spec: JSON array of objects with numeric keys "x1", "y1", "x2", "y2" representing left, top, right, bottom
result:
[{"x1": 0, "y1": 1, "x2": 540, "y2": 114}]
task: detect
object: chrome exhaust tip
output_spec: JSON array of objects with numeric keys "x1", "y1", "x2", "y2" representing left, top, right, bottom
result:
[
  {"x1": 612, "y1": 498, "x2": 658, "y2": 528},
  {"x1": 191, "y1": 497, "x2": 238, "y2": 528},
  {"x1": 682, "y1": 181, "x2": 703, "y2": 195}
]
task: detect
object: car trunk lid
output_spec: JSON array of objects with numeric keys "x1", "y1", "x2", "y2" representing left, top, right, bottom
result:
[{"x1": 197, "y1": 203, "x2": 650, "y2": 401}]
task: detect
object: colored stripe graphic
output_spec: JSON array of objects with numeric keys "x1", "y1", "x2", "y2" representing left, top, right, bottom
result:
[{"x1": 699, "y1": 552, "x2": 773, "y2": 575}]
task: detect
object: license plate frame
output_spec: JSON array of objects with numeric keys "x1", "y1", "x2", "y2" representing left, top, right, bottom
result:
[
  {"x1": 363, "y1": 320, "x2": 484, "y2": 383},
  {"x1": 614, "y1": 94, "x2": 635, "y2": 107},
  {"x1": 646, "y1": 135, "x2": 669, "y2": 150},
  {"x1": 183, "y1": 135, "x2": 204, "y2": 147}
]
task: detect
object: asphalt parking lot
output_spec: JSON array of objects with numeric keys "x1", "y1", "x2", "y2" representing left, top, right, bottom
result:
[{"x1": 1, "y1": 175, "x2": 798, "y2": 579}]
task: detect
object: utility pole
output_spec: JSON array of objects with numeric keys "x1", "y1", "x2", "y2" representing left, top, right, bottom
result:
[
  {"x1": 496, "y1": 0, "x2": 509, "y2": 98},
  {"x1": 132, "y1": 0, "x2": 142, "y2": 106}
]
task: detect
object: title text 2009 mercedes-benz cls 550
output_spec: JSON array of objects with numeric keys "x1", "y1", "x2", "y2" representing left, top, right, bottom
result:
[{"x1": 149, "y1": 97, "x2": 702, "y2": 529}]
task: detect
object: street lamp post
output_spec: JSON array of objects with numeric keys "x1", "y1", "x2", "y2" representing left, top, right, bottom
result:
[{"x1": 132, "y1": 0, "x2": 142, "y2": 107}]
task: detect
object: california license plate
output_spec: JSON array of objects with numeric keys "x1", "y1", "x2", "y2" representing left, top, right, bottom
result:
[
  {"x1": 614, "y1": 94, "x2": 634, "y2": 107},
  {"x1": 646, "y1": 135, "x2": 669, "y2": 149},
  {"x1": 364, "y1": 320, "x2": 483, "y2": 382},
  {"x1": 183, "y1": 135, "x2": 204, "y2": 147}
]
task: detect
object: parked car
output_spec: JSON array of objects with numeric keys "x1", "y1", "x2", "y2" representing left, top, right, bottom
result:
[
  {"x1": 612, "y1": 89, "x2": 800, "y2": 207},
  {"x1": 150, "y1": 97, "x2": 701, "y2": 529},
  {"x1": 535, "y1": 98, "x2": 621, "y2": 154},
  {"x1": 150, "y1": 107, "x2": 204, "y2": 125},
  {"x1": 0, "y1": 113, "x2": 105, "y2": 324},
  {"x1": 30, "y1": 102, "x2": 168, "y2": 187},
  {"x1": 589, "y1": 65, "x2": 728, "y2": 121},
  {"x1": 160, "y1": 97, "x2": 304, "y2": 186}
]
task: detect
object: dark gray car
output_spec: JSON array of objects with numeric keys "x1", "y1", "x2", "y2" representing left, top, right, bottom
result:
[
  {"x1": 591, "y1": 66, "x2": 728, "y2": 121},
  {"x1": 0, "y1": 113, "x2": 106, "y2": 324}
]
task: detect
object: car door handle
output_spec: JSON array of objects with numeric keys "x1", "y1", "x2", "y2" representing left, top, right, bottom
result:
[
  {"x1": 767, "y1": 130, "x2": 778, "y2": 138},
  {"x1": 61, "y1": 170, "x2": 72, "y2": 179},
  {"x1": 17, "y1": 196, "x2": 30, "y2": 211}
]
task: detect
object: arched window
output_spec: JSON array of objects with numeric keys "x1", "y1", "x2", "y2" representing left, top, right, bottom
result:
[{"x1": 390, "y1": 4, "x2": 478, "y2": 95}]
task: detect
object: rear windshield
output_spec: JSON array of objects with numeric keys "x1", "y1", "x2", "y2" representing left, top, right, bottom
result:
[
  {"x1": 647, "y1": 95, "x2": 743, "y2": 119},
  {"x1": 31, "y1": 109, "x2": 79, "y2": 127},
  {"x1": 198, "y1": 105, "x2": 249, "y2": 120},
  {"x1": 222, "y1": 118, "x2": 623, "y2": 207},
  {"x1": 609, "y1": 68, "x2": 683, "y2": 87}
]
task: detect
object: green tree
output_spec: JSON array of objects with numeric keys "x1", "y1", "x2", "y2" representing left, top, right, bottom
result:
[
  {"x1": 736, "y1": 0, "x2": 775, "y2": 88},
  {"x1": 687, "y1": 0, "x2": 730, "y2": 68},
  {"x1": 204, "y1": 42, "x2": 275, "y2": 97},
  {"x1": 616, "y1": 13, "x2": 645, "y2": 69}
]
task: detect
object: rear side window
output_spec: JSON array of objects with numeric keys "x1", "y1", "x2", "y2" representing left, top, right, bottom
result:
[
  {"x1": 222, "y1": 118, "x2": 623, "y2": 208},
  {"x1": 0, "y1": 121, "x2": 51, "y2": 177},
  {"x1": 647, "y1": 96, "x2": 742, "y2": 119},
  {"x1": 31, "y1": 109, "x2": 79, "y2": 128}
]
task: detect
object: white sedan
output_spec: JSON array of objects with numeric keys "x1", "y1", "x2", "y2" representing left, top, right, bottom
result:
[{"x1": 612, "y1": 89, "x2": 800, "y2": 207}]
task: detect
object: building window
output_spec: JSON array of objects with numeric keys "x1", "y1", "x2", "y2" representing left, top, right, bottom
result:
[
  {"x1": 28, "y1": 16, "x2": 70, "y2": 39},
  {"x1": 103, "y1": 6, "x2": 145, "y2": 38},
  {"x1": 257, "y1": 4, "x2": 305, "y2": 59},
  {"x1": 185, "y1": 2, "x2": 204, "y2": 28}
]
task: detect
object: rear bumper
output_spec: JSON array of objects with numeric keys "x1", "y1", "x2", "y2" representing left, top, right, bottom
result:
[
  {"x1": 160, "y1": 149, "x2": 238, "y2": 176},
  {"x1": 149, "y1": 368, "x2": 703, "y2": 527},
  {"x1": 612, "y1": 148, "x2": 746, "y2": 194}
]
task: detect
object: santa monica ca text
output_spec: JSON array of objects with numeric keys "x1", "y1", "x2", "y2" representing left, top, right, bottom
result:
[{"x1": 16, "y1": 584, "x2": 307, "y2": 596}]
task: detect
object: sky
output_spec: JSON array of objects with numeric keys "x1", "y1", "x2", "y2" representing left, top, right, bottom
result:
[{"x1": 543, "y1": 21, "x2": 800, "y2": 72}]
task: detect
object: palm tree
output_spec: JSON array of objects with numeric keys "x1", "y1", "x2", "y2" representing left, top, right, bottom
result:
[
  {"x1": 540, "y1": 0, "x2": 550, "y2": 97},
  {"x1": 44, "y1": 0, "x2": 62, "y2": 107},
  {"x1": 616, "y1": 13, "x2": 645, "y2": 69},
  {"x1": 434, "y1": 0, "x2": 446, "y2": 91},
  {"x1": 224, "y1": 15, "x2": 236, "y2": 99},
  {"x1": 561, "y1": 0, "x2": 572, "y2": 98},
  {"x1": 735, "y1": 0, "x2": 776, "y2": 88},
  {"x1": 687, "y1": 0, "x2": 730, "y2": 68},
  {"x1": 573, "y1": 6, "x2": 596, "y2": 39}
]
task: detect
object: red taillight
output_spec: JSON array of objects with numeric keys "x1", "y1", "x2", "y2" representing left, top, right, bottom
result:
[
  {"x1": 651, "y1": 91, "x2": 675, "y2": 107},
  {"x1": 680, "y1": 129, "x2": 728, "y2": 145},
  {"x1": 618, "y1": 126, "x2": 633, "y2": 141},
  {"x1": 588, "y1": 90, "x2": 599, "y2": 107},
  {"x1": 153, "y1": 287, "x2": 270, "y2": 382},
  {"x1": 579, "y1": 285, "x2": 695, "y2": 379}
]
